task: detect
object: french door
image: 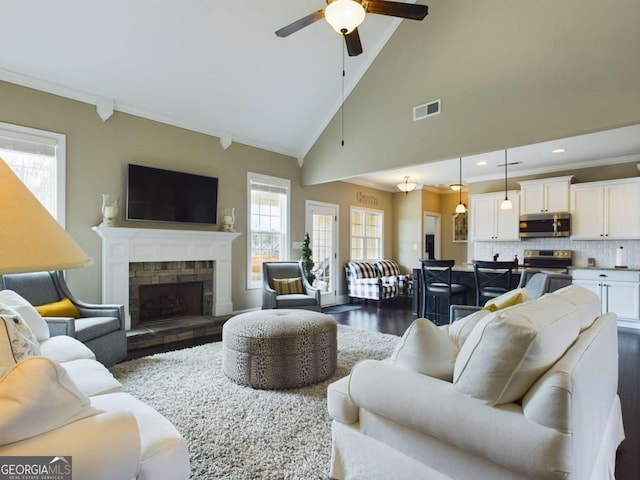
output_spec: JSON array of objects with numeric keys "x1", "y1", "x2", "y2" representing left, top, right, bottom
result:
[{"x1": 305, "y1": 201, "x2": 338, "y2": 306}]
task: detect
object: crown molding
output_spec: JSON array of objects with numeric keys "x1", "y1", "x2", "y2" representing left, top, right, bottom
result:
[{"x1": 0, "y1": 68, "x2": 299, "y2": 159}]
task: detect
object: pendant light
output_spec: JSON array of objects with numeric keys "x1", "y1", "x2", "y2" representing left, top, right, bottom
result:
[
  {"x1": 397, "y1": 176, "x2": 417, "y2": 194},
  {"x1": 455, "y1": 157, "x2": 466, "y2": 214},
  {"x1": 500, "y1": 149, "x2": 513, "y2": 210}
]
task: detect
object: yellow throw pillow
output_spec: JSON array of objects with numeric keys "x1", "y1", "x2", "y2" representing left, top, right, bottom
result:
[
  {"x1": 482, "y1": 288, "x2": 531, "y2": 312},
  {"x1": 35, "y1": 297, "x2": 80, "y2": 318},
  {"x1": 273, "y1": 277, "x2": 304, "y2": 295}
]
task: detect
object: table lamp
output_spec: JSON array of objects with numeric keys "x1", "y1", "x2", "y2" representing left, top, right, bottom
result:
[{"x1": 0, "y1": 157, "x2": 93, "y2": 274}]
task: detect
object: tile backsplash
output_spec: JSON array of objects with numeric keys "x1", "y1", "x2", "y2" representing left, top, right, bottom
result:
[{"x1": 473, "y1": 238, "x2": 640, "y2": 269}]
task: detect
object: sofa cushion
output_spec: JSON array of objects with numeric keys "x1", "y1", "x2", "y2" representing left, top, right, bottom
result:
[
  {"x1": 74, "y1": 317, "x2": 121, "y2": 343},
  {"x1": 390, "y1": 318, "x2": 458, "y2": 381},
  {"x1": 35, "y1": 297, "x2": 81, "y2": 318},
  {"x1": 453, "y1": 292, "x2": 581, "y2": 405},
  {"x1": 273, "y1": 277, "x2": 304, "y2": 295},
  {"x1": 0, "y1": 290, "x2": 50, "y2": 341},
  {"x1": 61, "y1": 358, "x2": 122, "y2": 396},
  {"x1": 0, "y1": 308, "x2": 40, "y2": 374},
  {"x1": 374, "y1": 260, "x2": 401, "y2": 277},
  {"x1": 0, "y1": 356, "x2": 100, "y2": 445},
  {"x1": 39, "y1": 335, "x2": 96, "y2": 363},
  {"x1": 348, "y1": 261, "x2": 378, "y2": 279},
  {"x1": 549, "y1": 284, "x2": 601, "y2": 331},
  {"x1": 91, "y1": 392, "x2": 191, "y2": 480}
]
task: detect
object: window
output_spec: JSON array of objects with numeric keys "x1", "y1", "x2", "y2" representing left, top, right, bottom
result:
[
  {"x1": 247, "y1": 173, "x2": 290, "y2": 289},
  {"x1": 350, "y1": 207, "x2": 383, "y2": 261},
  {"x1": 0, "y1": 122, "x2": 66, "y2": 225}
]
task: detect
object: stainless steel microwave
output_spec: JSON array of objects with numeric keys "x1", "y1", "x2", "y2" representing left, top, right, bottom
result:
[{"x1": 519, "y1": 212, "x2": 571, "y2": 238}]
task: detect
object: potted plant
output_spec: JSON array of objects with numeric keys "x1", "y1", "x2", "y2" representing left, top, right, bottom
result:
[{"x1": 300, "y1": 232, "x2": 316, "y2": 285}]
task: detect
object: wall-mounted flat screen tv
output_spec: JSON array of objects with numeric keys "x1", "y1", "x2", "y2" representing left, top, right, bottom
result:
[{"x1": 127, "y1": 164, "x2": 218, "y2": 224}]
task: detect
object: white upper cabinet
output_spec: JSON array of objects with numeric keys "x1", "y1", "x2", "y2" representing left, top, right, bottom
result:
[
  {"x1": 470, "y1": 191, "x2": 520, "y2": 241},
  {"x1": 518, "y1": 176, "x2": 573, "y2": 215},
  {"x1": 570, "y1": 178, "x2": 640, "y2": 240}
]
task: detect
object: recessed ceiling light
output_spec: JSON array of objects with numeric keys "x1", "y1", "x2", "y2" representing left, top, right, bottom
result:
[
  {"x1": 477, "y1": 161, "x2": 487, "y2": 166},
  {"x1": 552, "y1": 148, "x2": 566, "y2": 154}
]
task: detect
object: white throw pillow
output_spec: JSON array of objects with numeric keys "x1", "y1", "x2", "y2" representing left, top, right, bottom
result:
[
  {"x1": 0, "y1": 356, "x2": 100, "y2": 445},
  {"x1": 390, "y1": 318, "x2": 459, "y2": 381},
  {"x1": 448, "y1": 309, "x2": 493, "y2": 348},
  {"x1": 0, "y1": 290, "x2": 50, "y2": 341},
  {"x1": 453, "y1": 294, "x2": 580, "y2": 405},
  {"x1": 0, "y1": 309, "x2": 41, "y2": 375}
]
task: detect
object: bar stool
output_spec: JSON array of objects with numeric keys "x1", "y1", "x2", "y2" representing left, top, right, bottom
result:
[
  {"x1": 472, "y1": 260, "x2": 516, "y2": 306},
  {"x1": 420, "y1": 259, "x2": 467, "y2": 325}
]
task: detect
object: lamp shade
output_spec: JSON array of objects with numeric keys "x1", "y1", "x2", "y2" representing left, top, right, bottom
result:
[
  {"x1": 0, "y1": 157, "x2": 93, "y2": 274},
  {"x1": 324, "y1": 0, "x2": 366, "y2": 34}
]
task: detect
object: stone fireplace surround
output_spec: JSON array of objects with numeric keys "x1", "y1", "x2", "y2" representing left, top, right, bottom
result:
[{"x1": 93, "y1": 226, "x2": 241, "y2": 330}]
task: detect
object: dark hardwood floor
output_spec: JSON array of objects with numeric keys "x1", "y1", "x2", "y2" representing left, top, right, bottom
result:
[{"x1": 127, "y1": 300, "x2": 639, "y2": 479}]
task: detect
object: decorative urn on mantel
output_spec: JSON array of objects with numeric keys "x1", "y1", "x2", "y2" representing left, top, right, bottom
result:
[{"x1": 92, "y1": 226, "x2": 241, "y2": 330}]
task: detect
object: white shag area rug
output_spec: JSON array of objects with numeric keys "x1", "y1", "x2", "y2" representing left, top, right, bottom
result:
[{"x1": 110, "y1": 325, "x2": 400, "y2": 480}]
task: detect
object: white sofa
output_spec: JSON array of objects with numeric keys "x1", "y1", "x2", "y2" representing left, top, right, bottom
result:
[
  {"x1": 0, "y1": 290, "x2": 190, "y2": 480},
  {"x1": 327, "y1": 285, "x2": 625, "y2": 480}
]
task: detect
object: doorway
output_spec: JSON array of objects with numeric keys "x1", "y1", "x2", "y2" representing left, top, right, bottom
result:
[
  {"x1": 424, "y1": 212, "x2": 441, "y2": 260},
  {"x1": 305, "y1": 200, "x2": 339, "y2": 306}
]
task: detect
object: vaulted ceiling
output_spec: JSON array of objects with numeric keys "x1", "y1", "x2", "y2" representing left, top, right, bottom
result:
[
  {"x1": 2, "y1": 1, "x2": 639, "y2": 190},
  {"x1": 0, "y1": 0, "x2": 410, "y2": 158}
]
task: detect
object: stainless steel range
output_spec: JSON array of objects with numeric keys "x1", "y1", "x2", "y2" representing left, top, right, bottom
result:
[{"x1": 522, "y1": 249, "x2": 573, "y2": 269}]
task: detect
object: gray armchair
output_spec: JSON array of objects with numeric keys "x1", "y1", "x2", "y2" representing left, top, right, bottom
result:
[
  {"x1": 262, "y1": 261, "x2": 321, "y2": 311},
  {"x1": 0, "y1": 271, "x2": 127, "y2": 366}
]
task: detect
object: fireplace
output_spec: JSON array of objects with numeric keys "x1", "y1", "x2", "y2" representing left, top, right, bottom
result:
[
  {"x1": 129, "y1": 260, "x2": 214, "y2": 328},
  {"x1": 139, "y1": 282, "x2": 203, "y2": 322},
  {"x1": 93, "y1": 227, "x2": 241, "y2": 330}
]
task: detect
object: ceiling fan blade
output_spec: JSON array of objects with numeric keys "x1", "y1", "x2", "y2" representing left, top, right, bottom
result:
[
  {"x1": 275, "y1": 9, "x2": 325, "y2": 37},
  {"x1": 364, "y1": 0, "x2": 428, "y2": 20},
  {"x1": 344, "y1": 28, "x2": 363, "y2": 56}
]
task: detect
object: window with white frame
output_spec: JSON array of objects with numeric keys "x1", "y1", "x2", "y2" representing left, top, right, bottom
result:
[
  {"x1": 0, "y1": 122, "x2": 66, "y2": 225},
  {"x1": 247, "y1": 172, "x2": 290, "y2": 289},
  {"x1": 350, "y1": 206, "x2": 383, "y2": 261}
]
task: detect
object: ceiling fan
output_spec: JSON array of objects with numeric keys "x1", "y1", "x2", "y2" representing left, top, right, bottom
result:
[{"x1": 275, "y1": 0, "x2": 428, "y2": 57}]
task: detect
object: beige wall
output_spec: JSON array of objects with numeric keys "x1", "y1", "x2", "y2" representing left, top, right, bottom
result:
[
  {"x1": 303, "y1": 0, "x2": 640, "y2": 185},
  {"x1": 440, "y1": 191, "x2": 468, "y2": 264},
  {"x1": 0, "y1": 81, "x2": 396, "y2": 310},
  {"x1": 393, "y1": 190, "x2": 422, "y2": 273}
]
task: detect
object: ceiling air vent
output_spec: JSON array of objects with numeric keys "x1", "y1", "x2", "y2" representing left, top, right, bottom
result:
[{"x1": 413, "y1": 99, "x2": 441, "y2": 121}]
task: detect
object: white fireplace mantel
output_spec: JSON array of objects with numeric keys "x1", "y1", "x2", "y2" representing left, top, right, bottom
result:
[{"x1": 92, "y1": 226, "x2": 241, "y2": 330}]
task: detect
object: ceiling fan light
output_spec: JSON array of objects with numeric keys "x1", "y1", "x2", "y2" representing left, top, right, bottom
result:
[
  {"x1": 324, "y1": 0, "x2": 366, "y2": 35},
  {"x1": 397, "y1": 176, "x2": 417, "y2": 194}
]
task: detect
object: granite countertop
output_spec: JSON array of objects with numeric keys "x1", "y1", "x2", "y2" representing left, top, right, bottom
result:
[{"x1": 568, "y1": 266, "x2": 640, "y2": 272}]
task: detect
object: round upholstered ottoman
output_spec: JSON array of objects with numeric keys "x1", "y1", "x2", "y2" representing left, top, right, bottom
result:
[{"x1": 222, "y1": 309, "x2": 337, "y2": 389}]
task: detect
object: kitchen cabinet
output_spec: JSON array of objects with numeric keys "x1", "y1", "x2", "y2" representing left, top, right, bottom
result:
[
  {"x1": 518, "y1": 176, "x2": 573, "y2": 214},
  {"x1": 469, "y1": 191, "x2": 520, "y2": 241},
  {"x1": 570, "y1": 178, "x2": 640, "y2": 239},
  {"x1": 572, "y1": 269, "x2": 640, "y2": 322}
]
